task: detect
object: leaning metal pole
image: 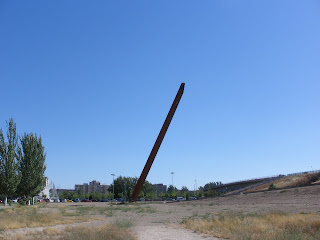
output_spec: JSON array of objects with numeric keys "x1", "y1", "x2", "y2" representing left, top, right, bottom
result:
[{"x1": 131, "y1": 83, "x2": 185, "y2": 201}]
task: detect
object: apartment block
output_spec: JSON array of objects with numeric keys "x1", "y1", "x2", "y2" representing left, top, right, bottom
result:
[
  {"x1": 75, "y1": 180, "x2": 109, "y2": 195},
  {"x1": 153, "y1": 183, "x2": 167, "y2": 193}
]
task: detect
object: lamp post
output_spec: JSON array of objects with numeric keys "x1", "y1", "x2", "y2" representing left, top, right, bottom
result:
[
  {"x1": 111, "y1": 174, "x2": 115, "y2": 200},
  {"x1": 171, "y1": 172, "x2": 174, "y2": 188},
  {"x1": 195, "y1": 179, "x2": 197, "y2": 197},
  {"x1": 124, "y1": 179, "x2": 126, "y2": 202}
]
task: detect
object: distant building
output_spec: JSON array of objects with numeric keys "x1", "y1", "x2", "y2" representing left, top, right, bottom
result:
[
  {"x1": 36, "y1": 177, "x2": 50, "y2": 200},
  {"x1": 75, "y1": 180, "x2": 109, "y2": 195},
  {"x1": 153, "y1": 183, "x2": 167, "y2": 193}
]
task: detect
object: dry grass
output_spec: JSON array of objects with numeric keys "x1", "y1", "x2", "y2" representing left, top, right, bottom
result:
[
  {"x1": 246, "y1": 172, "x2": 320, "y2": 193},
  {"x1": 182, "y1": 212, "x2": 320, "y2": 240},
  {"x1": 61, "y1": 224, "x2": 135, "y2": 240},
  {"x1": 0, "y1": 205, "x2": 87, "y2": 231},
  {"x1": 3, "y1": 224, "x2": 136, "y2": 240},
  {"x1": 0, "y1": 205, "x2": 136, "y2": 240}
]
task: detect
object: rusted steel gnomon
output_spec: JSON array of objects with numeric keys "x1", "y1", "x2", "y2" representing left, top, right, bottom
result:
[{"x1": 131, "y1": 83, "x2": 185, "y2": 201}]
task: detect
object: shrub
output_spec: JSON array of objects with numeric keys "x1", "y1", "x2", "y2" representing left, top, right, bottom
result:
[
  {"x1": 18, "y1": 198, "x2": 27, "y2": 206},
  {"x1": 268, "y1": 183, "x2": 276, "y2": 190}
]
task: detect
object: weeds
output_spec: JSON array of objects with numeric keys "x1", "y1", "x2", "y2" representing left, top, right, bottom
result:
[
  {"x1": 182, "y1": 211, "x2": 320, "y2": 240},
  {"x1": 5, "y1": 224, "x2": 136, "y2": 240},
  {"x1": 135, "y1": 206, "x2": 156, "y2": 213},
  {"x1": 113, "y1": 219, "x2": 133, "y2": 229},
  {"x1": 0, "y1": 206, "x2": 87, "y2": 230},
  {"x1": 247, "y1": 172, "x2": 320, "y2": 193}
]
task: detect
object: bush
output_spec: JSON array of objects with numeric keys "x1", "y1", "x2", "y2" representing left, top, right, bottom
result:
[
  {"x1": 18, "y1": 198, "x2": 27, "y2": 206},
  {"x1": 268, "y1": 183, "x2": 277, "y2": 190}
]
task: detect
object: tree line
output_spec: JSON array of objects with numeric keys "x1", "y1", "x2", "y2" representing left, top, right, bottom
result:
[
  {"x1": 0, "y1": 119, "x2": 46, "y2": 205},
  {"x1": 58, "y1": 178, "x2": 223, "y2": 201},
  {"x1": 60, "y1": 176, "x2": 210, "y2": 201},
  {"x1": 53, "y1": 177, "x2": 223, "y2": 201},
  {"x1": 108, "y1": 176, "x2": 217, "y2": 200}
]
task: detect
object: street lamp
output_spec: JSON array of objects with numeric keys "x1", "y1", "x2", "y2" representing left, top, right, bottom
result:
[
  {"x1": 123, "y1": 179, "x2": 126, "y2": 202},
  {"x1": 111, "y1": 174, "x2": 115, "y2": 200},
  {"x1": 171, "y1": 172, "x2": 174, "y2": 187},
  {"x1": 195, "y1": 179, "x2": 197, "y2": 197}
]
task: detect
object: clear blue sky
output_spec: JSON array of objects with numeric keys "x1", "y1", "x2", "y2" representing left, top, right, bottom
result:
[{"x1": 1, "y1": 1, "x2": 319, "y2": 190}]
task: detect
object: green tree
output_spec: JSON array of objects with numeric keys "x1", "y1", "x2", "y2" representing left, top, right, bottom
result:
[
  {"x1": 109, "y1": 176, "x2": 155, "y2": 200},
  {"x1": 158, "y1": 192, "x2": 166, "y2": 200},
  {"x1": 198, "y1": 186, "x2": 204, "y2": 197},
  {"x1": 109, "y1": 176, "x2": 138, "y2": 200},
  {"x1": 142, "y1": 181, "x2": 155, "y2": 200},
  {"x1": 17, "y1": 133, "x2": 46, "y2": 205},
  {"x1": 167, "y1": 185, "x2": 178, "y2": 199},
  {"x1": 181, "y1": 186, "x2": 189, "y2": 198},
  {"x1": 0, "y1": 119, "x2": 21, "y2": 205}
]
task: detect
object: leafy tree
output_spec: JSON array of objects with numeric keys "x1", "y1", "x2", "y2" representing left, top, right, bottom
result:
[
  {"x1": 180, "y1": 186, "x2": 189, "y2": 198},
  {"x1": 158, "y1": 192, "x2": 166, "y2": 200},
  {"x1": 202, "y1": 181, "x2": 223, "y2": 197},
  {"x1": 142, "y1": 181, "x2": 155, "y2": 200},
  {"x1": 198, "y1": 186, "x2": 204, "y2": 197},
  {"x1": 181, "y1": 186, "x2": 189, "y2": 192},
  {"x1": 167, "y1": 185, "x2": 177, "y2": 194},
  {"x1": 0, "y1": 119, "x2": 21, "y2": 205},
  {"x1": 204, "y1": 181, "x2": 222, "y2": 191},
  {"x1": 109, "y1": 176, "x2": 155, "y2": 200},
  {"x1": 166, "y1": 185, "x2": 178, "y2": 199},
  {"x1": 109, "y1": 176, "x2": 138, "y2": 199},
  {"x1": 60, "y1": 191, "x2": 79, "y2": 200},
  {"x1": 17, "y1": 133, "x2": 46, "y2": 205}
]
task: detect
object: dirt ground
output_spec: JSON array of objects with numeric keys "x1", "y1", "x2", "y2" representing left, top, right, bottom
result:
[{"x1": 1, "y1": 184, "x2": 320, "y2": 240}]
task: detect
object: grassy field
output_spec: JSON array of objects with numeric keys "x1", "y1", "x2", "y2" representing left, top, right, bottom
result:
[
  {"x1": 0, "y1": 206, "x2": 85, "y2": 231},
  {"x1": 182, "y1": 212, "x2": 320, "y2": 240},
  {"x1": 0, "y1": 202, "x2": 161, "y2": 239},
  {"x1": 0, "y1": 204, "x2": 139, "y2": 240},
  {"x1": 246, "y1": 172, "x2": 320, "y2": 193},
  {"x1": 0, "y1": 203, "x2": 157, "y2": 230},
  {"x1": 1, "y1": 185, "x2": 320, "y2": 239},
  {"x1": 4, "y1": 222, "x2": 135, "y2": 240}
]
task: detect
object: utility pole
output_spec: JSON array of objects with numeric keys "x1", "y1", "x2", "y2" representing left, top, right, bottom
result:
[
  {"x1": 124, "y1": 179, "x2": 126, "y2": 202},
  {"x1": 111, "y1": 174, "x2": 115, "y2": 200}
]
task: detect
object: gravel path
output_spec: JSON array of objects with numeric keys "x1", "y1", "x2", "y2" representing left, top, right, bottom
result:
[
  {"x1": 134, "y1": 225, "x2": 219, "y2": 240},
  {"x1": 1, "y1": 220, "x2": 219, "y2": 240}
]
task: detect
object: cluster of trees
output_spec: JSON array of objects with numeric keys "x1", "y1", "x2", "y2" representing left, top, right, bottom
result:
[
  {"x1": 61, "y1": 179, "x2": 224, "y2": 201},
  {"x1": 109, "y1": 177, "x2": 207, "y2": 200},
  {"x1": 109, "y1": 176, "x2": 155, "y2": 200},
  {"x1": 203, "y1": 181, "x2": 223, "y2": 197},
  {"x1": 0, "y1": 119, "x2": 46, "y2": 205},
  {"x1": 108, "y1": 177, "x2": 224, "y2": 200},
  {"x1": 59, "y1": 191, "x2": 114, "y2": 201}
]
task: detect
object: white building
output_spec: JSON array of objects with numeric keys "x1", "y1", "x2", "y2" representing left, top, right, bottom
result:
[{"x1": 38, "y1": 177, "x2": 50, "y2": 199}]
